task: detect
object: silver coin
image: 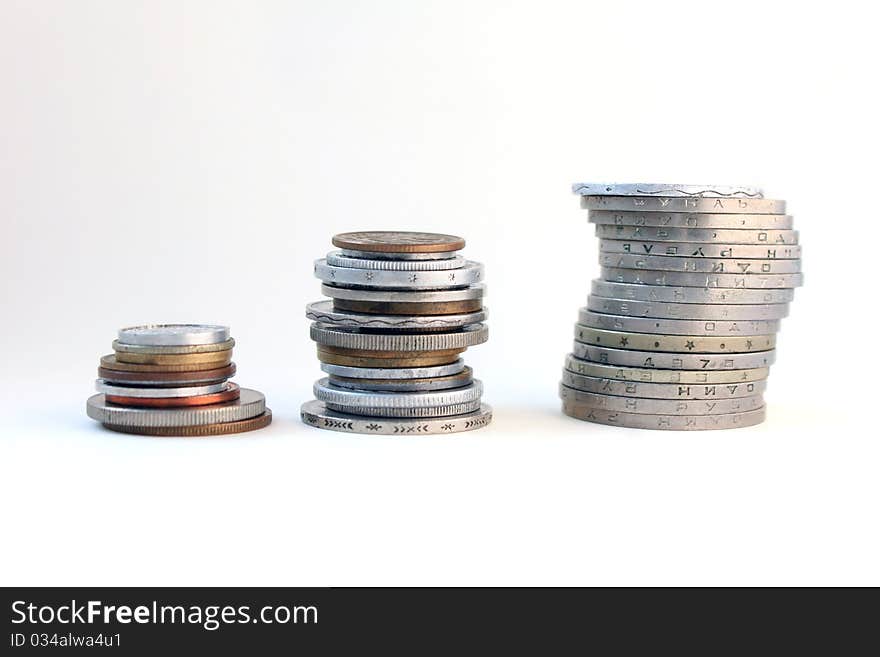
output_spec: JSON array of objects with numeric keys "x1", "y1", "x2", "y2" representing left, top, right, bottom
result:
[
  {"x1": 578, "y1": 309, "x2": 781, "y2": 336},
  {"x1": 599, "y1": 239, "x2": 802, "y2": 260},
  {"x1": 581, "y1": 196, "x2": 786, "y2": 214},
  {"x1": 326, "y1": 251, "x2": 466, "y2": 271},
  {"x1": 309, "y1": 323, "x2": 488, "y2": 351},
  {"x1": 321, "y1": 284, "x2": 485, "y2": 303},
  {"x1": 301, "y1": 400, "x2": 493, "y2": 434},
  {"x1": 600, "y1": 254, "x2": 802, "y2": 274},
  {"x1": 574, "y1": 326, "x2": 775, "y2": 353},
  {"x1": 320, "y1": 360, "x2": 466, "y2": 379},
  {"x1": 562, "y1": 355, "x2": 770, "y2": 384},
  {"x1": 117, "y1": 324, "x2": 230, "y2": 347},
  {"x1": 595, "y1": 225, "x2": 799, "y2": 245},
  {"x1": 587, "y1": 297, "x2": 789, "y2": 321},
  {"x1": 314, "y1": 259, "x2": 483, "y2": 290},
  {"x1": 600, "y1": 267, "x2": 804, "y2": 289},
  {"x1": 588, "y1": 210, "x2": 794, "y2": 230},
  {"x1": 111, "y1": 338, "x2": 235, "y2": 355},
  {"x1": 329, "y1": 368, "x2": 473, "y2": 392},
  {"x1": 95, "y1": 380, "x2": 228, "y2": 398},
  {"x1": 339, "y1": 248, "x2": 459, "y2": 261},
  {"x1": 326, "y1": 400, "x2": 482, "y2": 418},
  {"x1": 560, "y1": 372, "x2": 766, "y2": 399},
  {"x1": 559, "y1": 384, "x2": 765, "y2": 415},
  {"x1": 572, "y1": 183, "x2": 763, "y2": 198},
  {"x1": 306, "y1": 300, "x2": 487, "y2": 330},
  {"x1": 94, "y1": 372, "x2": 234, "y2": 388},
  {"x1": 313, "y1": 378, "x2": 482, "y2": 409},
  {"x1": 562, "y1": 402, "x2": 766, "y2": 431},
  {"x1": 86, "y1": 389, "x2": 266, "y2": 427},
  {"x1": 571, "y1": 343, "x2": 776, "y2": 369},
  {"x1": 591, "y1": 280, "x2": 795, "y2": 304}
]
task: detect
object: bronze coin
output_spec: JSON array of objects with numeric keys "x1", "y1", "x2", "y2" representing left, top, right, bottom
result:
[
  {"x1": 105, "y1": 383, "x2": 241, "y2": 408},
  {"x1": 333, "y1": 299, "x2": 483, "y2": 316},
  {"x1": 113, "y1": 349, "x2": 232, "y2": 366},
  {"x1": 100, "y1": 354, "x2": 232, "y2": 373},
  {"x1": 331, "y1": 231, "x2": 465, "y2": 253},
  {"x1": 97, "y1": 363, "x2": 237, "y2": 386},
  {"x1": 102, "y1": 410, "x2": 272, "y2": 437},
  {"x1": 316, "y1": 349, "x2": 461, "y2": 368}
]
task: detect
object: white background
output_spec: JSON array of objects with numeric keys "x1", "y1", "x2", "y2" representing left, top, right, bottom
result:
[{"x1": 1, "y1": 1, "x2": 877, "y2": 586}]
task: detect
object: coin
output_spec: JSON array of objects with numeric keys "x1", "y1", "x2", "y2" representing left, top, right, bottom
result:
[
  {"x1": 321, "y1": 284, "x2": 485, "y2": 303},
  {"x1": 578, "y1": 309, "x2": 781, "y2": 336},
  {"x1": 112, "y1": 349, "x2": 233, "y2": 367},
  {"x1": 325, "y1": 400, "x2": 482, "y2": 418},
  {"x1": 600, "y1": 253, "x2": 803, "y2": 274},
  {"x1": 301, "y1": 400, "x2": 492, "y2": 434},
  {"x1": 316, "y1": 349, "x2": 463, "y2": 368},
  {"x1": 574, "y1": 326, "x2": 776, "y2": 353},
  {"x1": 112, "y1": 338, "x2": 235, "y2": 355},
  {"x1": 333, "y1": 298, "x2": 484, "y2": 316},
  {"x1": 332, "y1": 231, "x2": 466, "y2": 253},
  {"x1": 562, "y1": 402, "x2": 766, "y2": 430},
  {"x1": 104, "y1": 383, "x2": 242, "y2": 408},
  {"x1": 97, "y1": 363, "x2": 237, "y2": 386},
  {"x1": 559, "y1": 385, "x2": 764, "y2": 414},
  {"x1": 320, "y1": 360, "x2": 466, "y2": 379},
  {"x1": 306, "y1": 300, "x2": 487, "y2": 329},
  {"x1": 103, "y1": 410, "x2": 272, "y2": 436},
  {"x1": 581, "y1": 196, "x2": 786, "y2": 214},
  {"x1": 99, "y1": 354, "x2": 234, "y2": 373},
  {"x1": 117, "y1": 324, "x2": 229, "y2": 346},
  {"x1": 86, "y1": 388, "x2": 266, "y2": 427},
  {"x1": 600, "y1": 268, "x2": 804, "y2": 289},
  {"x1": 588, "y1": 210, "x2": 794, "y2": 229},
  {"x1": 314, "y1": 259, "x2": 483, "y2": 290},
  {"x1": 314, "y1": 378, "x2": 482, "y2": 408},
  {"x1": 95, "y1": 380, "x2": 228, "y2": 398},
  {"x1": 591, "y1": 280, "x2": 794, "y2": 304},
  {"x1": 338, "y1": 248, "x2": 459, "y2": 261},
  {"x1": 329, "y1": 367, "x2": 473, "y2": 392},
  {"x1": 571, "y1": 343, "x2": 776, "y2": 369},
  {"x1": 326, "y1": 251, "x2": 466, "y2": 270},
  {"x1": 599, "y1": 239, "x2": 802, "y2": 260},
  {"x1": 595, "y1": 225, "x2": 799, "y2": 245},
  {"x1": 572, "y1": 183, "x2": 763, "y2": 198},
  {"x1": 562, "y1": 356, "x2": 769, "y2": 384},
  {"x1": 310, "y1": 323, "x2": 488, "y2": 351},
  {"x1": 560, "y1": 372, "x2": 766, "y2": 399},
  {"x1": 586, "y1": 297, "x2": 789, "y2": 320}
]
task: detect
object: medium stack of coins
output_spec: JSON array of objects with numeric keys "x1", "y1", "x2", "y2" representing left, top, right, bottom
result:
[
  {"x1": 560, "y1": 183, "x2": 803, "y2": 430},
  {"x1": 87, "y1": 324, "x2": 272, "y2": 436},
  {"x1": 301, "y1": 231, "x2": 492, "y2": 434}
]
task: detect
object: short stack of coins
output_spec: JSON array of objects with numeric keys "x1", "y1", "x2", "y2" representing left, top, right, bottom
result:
[
  {"x1": 301, "y1": 231, "x2": 492, "y2": 434},
  {"x1": 560, "y1": 183, "x2": 803, "y2": 430},
  {"x1": 87, "y1": 324, "x2": 272, "y2": 436}
]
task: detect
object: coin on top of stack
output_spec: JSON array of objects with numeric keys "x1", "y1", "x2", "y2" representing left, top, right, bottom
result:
[
  {"x1": 302, "y1": 231, "x2": 492, "y2": 434},
  {"x1": 561, "y1": 183, "x2": 803, "y2": 430},
  {"x1": 87, "y1": 324, "x2": 272, "y2": 436}
]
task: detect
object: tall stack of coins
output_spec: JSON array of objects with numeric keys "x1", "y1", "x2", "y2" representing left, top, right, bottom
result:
[
  {"x1": 301, "y1": 231, "x2": 492, "y2": 434},
  {"x1": 560, "y1": 183, "x2": 803, "y2": 430},
  {"x1": 87, "y1": 324, "x2": 272, "y2": 436}
]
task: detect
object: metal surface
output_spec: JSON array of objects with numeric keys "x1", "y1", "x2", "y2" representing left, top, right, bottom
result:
[
  {"x1": 559, "y1": 385, "x2": 765, "y2": 414},
  {"x1": 598, "y1": 239, "x2": 802, "y2": 260},
  {"x1": 325, "y1": 399, "x2": 483, "y2": 418},
  {"x1": 333, "y1": 298, "x2": 484, "y2": 316},
  {"x1": 560, "y1": 371, "x2": 766, "y2": 399},
  {"x1": 331, "y1": 231, "x2": 465, "y2": 253},
  {"x1": 600, "y1": 253, "x2": 802, "y2": 274},
  {"x1": 86, "y1": 388, "x2": 266, "y2": 427},
  {"x1": 570, "y1": 343, "x2": 776, "y2": 369},
  {"x1": 595, "y1": 225, "x2": 799, "y2": 245},
  {"x1": 309, "y1": 323, "x2": 488, "y2": 351},
  {"x1": 316, "y1": 349, "x2": 463, "y2": 368},
  {"x1": 581, "y1": 196, "x2": 786, "y2": 214},
  {"x1": 338, "y1": 248, "x2": 459, "y2": 261},
  {"x1": 562, "y1": 402, "x2": 766, "y2": 430},
  {"x1": 591, "y1": 280, "x2": 794, "y2": 304},
  {"x1": 99, "y1": 354, "x2": 234, "y2": 373},
  {"x1": 572, "y1": 183, "x2": 763, "y2": 198},
  {"x1": 314, "y1": 259, "x2": 482, "y2": 290},
  {"x1": 103, "y1": 410, "x2": 272, "y2": 436},
  {"x1": 301, "y1": 400, "x2": 492, "y2": 434},
  {"x1": 320, "y1": 360, "x2": 466, "y2": 379},
  {"x1": 577, "y1": 309, "x2": 781, "y2": 336},
  {"x1": 562, "y1": 356, "x2": 769, "y2": 384},
  {"x1": 600, "y1": 267, "x2": 804, "y2": 289},
  {"x1": 588, "y1": 210, "x2": 794, "y2": 229},
  {"x1": 95, "y1": 379, "x2": 227, "y2": 398},
  {"x1": 105, "y1": 383, "x2": 241, "y2": 408},
  {"x1": 326, "y1": 250, "x2": 465, "y2": 270},
  {"x1": 112, "y1": 338, "x2": 235, "y2": 355},
  {"x1": 573, "y1": 326, "x2": 776, "y2": 353},
  {"x1": 313, "y1": 378, "x2": 482, "y2": 409},
  {"x1": 586, "y1": 297, "x2": 790, "y2": 320},
  {"x1": 306, "y1": 300, "x2": 487, "y2": 329},
  {"x1": 97, "y1": 363, "x2": 237, "y2": 386},
  {"x1": 322, "y1": 284, "x2": 485, "y2": 303},
  {"x1": 117, "y1": 324, "x2": 229, "y2": 346},
  {"x1": 328, "y1": 368, "x2": 473, "y2": 392},
  {"x1": 112, "y1": 349, "x2": 232, "y2": 367}
]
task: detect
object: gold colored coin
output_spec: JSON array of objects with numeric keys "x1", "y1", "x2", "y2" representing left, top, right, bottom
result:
[
  {"x1": 100, "y1": 354, "x2": 232, "y2": 373},
  {"x1": 316, "y1": 348, "x2": 461, "y2": 368},
  {"x1": 113, "y1": 350, "x2": 232, "y2": 366},
  {"x1": 102, "y1": 410, "x2": 272, "y2": 437}
]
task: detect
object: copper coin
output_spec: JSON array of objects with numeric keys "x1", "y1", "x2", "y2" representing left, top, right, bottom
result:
[
  {"x1": 102, "y1": 410, "x2": 272, "y2": 437},
  {"x1": 113, "y1": 349, "x2": 232, "y2": 366},
  {"x1": 105, "y1": 383, "x2": 241, "y2": 408},
  {"x1": 100, "y1": 354, "x2": 232, "y2": 373},
  {"x1": 97, "y1": 363, "x2": 237, "y2": 386},
  {"x1": 333, "y1": 299, "x2": 483, "y2": 315},
  {"x1": 316, "y1": 348, "x2": 461, "y2": 368},
  {"x1": 331, "y1": 231, "x2": 465, "y2": 253}
]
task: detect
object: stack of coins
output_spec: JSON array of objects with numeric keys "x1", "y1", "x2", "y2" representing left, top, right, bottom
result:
[
  {"x1": 86, "y1": 324, "x2": 272, "y2": 436},
  {"x1": 560, "y1": 183, "x2": 803, "y2": 430},
  {"x1": 301, "y1": 231, "x2": 492, "y2": 434}
]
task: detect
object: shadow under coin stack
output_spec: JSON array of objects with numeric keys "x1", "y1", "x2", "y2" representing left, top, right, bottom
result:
[
  {"x1": 87, "y1": 324, "x2": 272, "y2": 436},
  {"x1": 301, "y1": 231, "x2": 492, "y2": 434},
  {"x1": 560, "y1": 183, "x2": 803, "y2": 430}
]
